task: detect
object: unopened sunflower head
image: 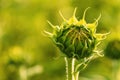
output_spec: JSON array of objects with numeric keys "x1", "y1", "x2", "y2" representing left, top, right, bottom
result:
[
  {"x1": 45, "y1": 8, "x2": 108, "y2": 60},
  {"x1": 105, "y1": 39, "x2": 120, "y2": 60}
]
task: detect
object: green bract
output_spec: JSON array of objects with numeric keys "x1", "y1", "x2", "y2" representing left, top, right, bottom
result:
[{"x1": 45, "y1": 8, "x2": 108, "y2": 60}]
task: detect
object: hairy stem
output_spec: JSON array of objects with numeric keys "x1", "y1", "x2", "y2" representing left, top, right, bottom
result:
[{"x1": 65, "y1": 57, "x2": 79, "y2": 80}]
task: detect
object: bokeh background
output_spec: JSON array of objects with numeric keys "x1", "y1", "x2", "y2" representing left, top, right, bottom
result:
[{"x1": 0, "y1": 0, "x2": 120, "y2": 80}]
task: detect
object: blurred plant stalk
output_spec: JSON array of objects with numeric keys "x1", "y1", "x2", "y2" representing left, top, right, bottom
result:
[{"x1": 105, "y1": 39, "x2": 120, "y2": 80}]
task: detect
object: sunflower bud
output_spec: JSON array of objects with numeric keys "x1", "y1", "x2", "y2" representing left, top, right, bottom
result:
[
  {"x1": 45, "y1": 8, "x2": 108, "y2": 60},
  {"x1": 105, "y1": 40, "x2": 120, "y2": 60}
]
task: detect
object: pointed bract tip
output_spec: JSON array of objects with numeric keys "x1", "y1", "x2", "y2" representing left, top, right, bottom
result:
[
  {"x1": 59, "y1": 11, "x2": 67, "y2": 22},
  {"x1": 43, "y1": 30, "x2": 53, "y2": 37},
  {"x1": 47, "y1": 20, "x2": 60, "y2": 30},
  {"x1": 94, "y1": 14, "x2": 101, "y2": 26},
  {"x1": 97, "y1": 13, "x2": 101, "y2": 21},
  {"x1": 47, "y1": 20, "x2": 55, "y2": 28},
  {"x1": 73, "y1": 7, "x2": 77, "y2": 17},
  {"x1": 82, "y1": 7, "x2": 91, "y2": 20},
  {"x1": 95, "y1": 32, "x2": 110, "y2": 40},
  {"x1": 101, "y1": 32, "x2": 111, "y2": 36}
]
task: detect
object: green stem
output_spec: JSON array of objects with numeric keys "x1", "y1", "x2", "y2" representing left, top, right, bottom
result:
[
  {"x1": 65, "y1": 57, "x2": 79, "y2": 80},
  {"x1": 64, "y1": 55, "x2": 94, "y2": 80},
  {"x1": 65, "y1": 57, "x2": 68, "y2": 80},
  {"x1": 75, "y1": 72, "x2": 80, "y2": 80}
]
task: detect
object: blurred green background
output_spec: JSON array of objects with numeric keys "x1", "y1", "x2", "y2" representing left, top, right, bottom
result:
[{"x1": 0, "y1": 0, "x2": 120, "y2": 80}]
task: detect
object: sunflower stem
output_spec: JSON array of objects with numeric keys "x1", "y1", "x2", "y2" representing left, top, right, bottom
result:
[{"x1": 65, "y1": 57, "x2": 79, "y2": 80}]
